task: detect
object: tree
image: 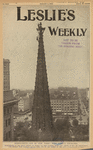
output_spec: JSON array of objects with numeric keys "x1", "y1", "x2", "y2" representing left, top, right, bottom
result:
[
  {"x1": 54, "y1": 115, "x2": 71, "y2": 131},
  {"x1": 72, "y1": 119, "x2": 78, "y2": 127},
  {"x1": 54, "y1": 115, "x2": 71, "y2": 141},
  {"x1": 63, "y1": 115, "x2": 71, "y2": 129}
]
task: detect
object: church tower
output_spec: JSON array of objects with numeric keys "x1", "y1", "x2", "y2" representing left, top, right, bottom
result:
[{"x1": 32, "y1": 23, "x2": 53, "y2": 133}]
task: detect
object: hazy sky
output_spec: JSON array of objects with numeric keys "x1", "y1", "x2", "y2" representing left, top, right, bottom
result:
[{"x1": 3, "y1": 4, "x2": 90, "y2": 90}]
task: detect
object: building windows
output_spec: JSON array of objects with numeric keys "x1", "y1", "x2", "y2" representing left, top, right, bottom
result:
[
  {"x1": 8, "y1": 118, "x2": 10, "y2": 125},
  {"x1": 51, "y1": 99, "x2": 78, "y2": 114},
  {"x1": 9, "y1": 131, "x2": 11, "y2": 139},
  {"x1": 6, "y1": 118, "x2": 11, "y2": 127},
  {"x1": 4, "y1": 109, "x2": 6, "y2": 115},
  {"x1": 7, "y1": 108, "x2": 9, "y2": 114},
  {"x1": 6, "y1": 107, "x2": 12, "y2": 114},
  {"x1": 10, "y1": 107, "x2": 12, "y2": 113},
  {"x1": 6, "y1": 131, "x2": 11, "y2": 141},
  {"x1": 6, "y1": 132, "x2": 8, "y2": 141},
  {"x1": 6, "y1": 120, "x2": 8, "y2": 127}
]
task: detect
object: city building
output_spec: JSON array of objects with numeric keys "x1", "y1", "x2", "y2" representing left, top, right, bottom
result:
[
  {"x1": 76, "y1": 115, "x2": 88, "y2": 125},
  {"x1": 3, "y1": 59, "x2": 10, "y2": 91},
  {"x1": 18, "y1": 96, "x2": 30, "y2": 113},
  {"x1": 50, "y1": 88, "x2": 79, "y2": 118},
  {"x1": 32, "y1": 23, "x2": 53, "y2": 133},
  {"x1": 3, "y1": 59, "x2": 18, "y2": 141}
]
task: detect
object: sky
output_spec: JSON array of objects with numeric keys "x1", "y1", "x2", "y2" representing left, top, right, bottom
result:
[{"x1": 3, "y1": 4, "x2": 90, "y2": 90}]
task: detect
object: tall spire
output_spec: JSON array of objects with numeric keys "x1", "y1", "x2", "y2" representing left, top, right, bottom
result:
[{"x1": 32, "y1": 23, "x2": 53, "y2": 132}]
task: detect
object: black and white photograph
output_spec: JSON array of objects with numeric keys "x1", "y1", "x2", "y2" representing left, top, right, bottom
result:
[{"x1": 3, "y1": 3, "x2": 90, "y2": 145}]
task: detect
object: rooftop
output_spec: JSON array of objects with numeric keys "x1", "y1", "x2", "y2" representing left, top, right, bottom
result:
[
  {"x1": 3, "y1": 58, "x2": 10, "y2": 63},
  {"x1": 3, "y1": 90, "x2": 15, "y2": 102}
]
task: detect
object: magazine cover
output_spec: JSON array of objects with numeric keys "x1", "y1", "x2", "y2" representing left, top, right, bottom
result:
[{"x1": 3, "y1": 3, "x2": 90, "y2": 149}]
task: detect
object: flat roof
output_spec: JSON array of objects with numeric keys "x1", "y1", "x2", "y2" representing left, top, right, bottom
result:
[
  {"x1": 3, "y1": 58, "x2": 10, "y2": 63},
  {"x1": 3, "y1": 99, "x2": 19, "y2": 105}
]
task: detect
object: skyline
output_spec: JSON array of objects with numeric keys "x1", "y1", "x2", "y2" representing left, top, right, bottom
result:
[{"x1": 3, "y1": 5, "x2": 90, "y2": 90}]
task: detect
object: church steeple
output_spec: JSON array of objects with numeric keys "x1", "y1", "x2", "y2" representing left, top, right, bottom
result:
[{"x1": 32, "y1": 23, "x2": 53, "y2": 132}]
